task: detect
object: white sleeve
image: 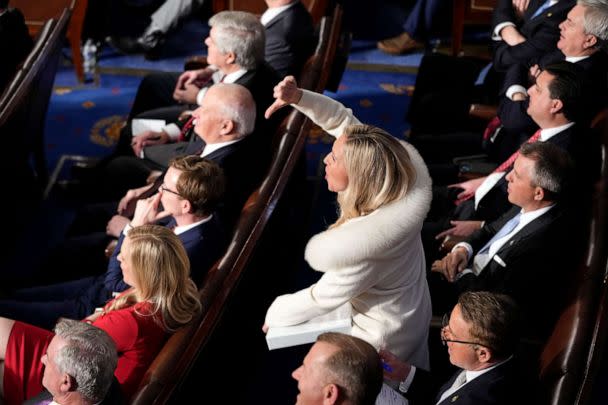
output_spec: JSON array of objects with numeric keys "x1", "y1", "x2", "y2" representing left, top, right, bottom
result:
[
  {"x1": 293, "y1": 90, "x2": 362, "y2": 139},
  {"x1": 265, "y1": 261, "x2": 378, "y2": 327},
  {"x1": 505, "y1": 85, "x2": 528, "y2": 100},
  {"x1": 161, "y1": 123, "x2": 181, "y2": 140}
]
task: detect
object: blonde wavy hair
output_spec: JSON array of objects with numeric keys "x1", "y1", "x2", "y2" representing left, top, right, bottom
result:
[
  {"x1": 333, "y1": 124, "x2": 416, "y2": 228},
  {"x1": 105, "y1": 225, "x2": 202, "y2": 331}
]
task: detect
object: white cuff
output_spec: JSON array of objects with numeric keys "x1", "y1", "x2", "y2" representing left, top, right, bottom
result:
[
  {"x1": 506, "y1": 85, "x2": 528, "y2": 100},
  {"x1": 196, "y1": 87, "x2": 209, "y2": 106},
  {"x1": 398, "y1": 366, "x2": 417, "y2": 394},
  {"x1": 162, "y1": 123, "x2": 181, "y2": 140},
  {"x1": 493, "y1": 22, "x2": 516, "y2": 41},
  {"x1": 452, "y1": 242, "x2": 473, "y2": 261},
  {"x1": 123, "y1": 223, "x2": 133, "y2": 235}
]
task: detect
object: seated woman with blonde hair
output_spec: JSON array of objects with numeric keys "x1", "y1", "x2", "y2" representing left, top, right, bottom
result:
[
  {"x1": 263, "y1": 76, "x2": 433, "y2": 369},
  {"x1": 0, "y1": 225, "x2": 201, "y2": 404}
]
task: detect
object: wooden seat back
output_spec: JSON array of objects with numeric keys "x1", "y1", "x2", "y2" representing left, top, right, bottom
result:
[{"x1": 537, "y1": 118, "x2": 608, "y2": 404}]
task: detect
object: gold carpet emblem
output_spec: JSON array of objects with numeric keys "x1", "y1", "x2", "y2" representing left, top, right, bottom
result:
[{"x1": 90, "y1": 115, "x2": 126, "y2": 147}]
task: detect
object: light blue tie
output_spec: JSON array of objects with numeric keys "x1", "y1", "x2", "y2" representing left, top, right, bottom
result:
[
  {"x1": 531, "y1": 0, "x2": 553, "y2": 19},
  {"x1": 478, "y1": 212, "x2": 522, "y2": 255}
]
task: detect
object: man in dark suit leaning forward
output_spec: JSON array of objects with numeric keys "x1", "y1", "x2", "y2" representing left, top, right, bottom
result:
[{"x1": 381, "y1": 291, "x2": 524, "y2": 405}]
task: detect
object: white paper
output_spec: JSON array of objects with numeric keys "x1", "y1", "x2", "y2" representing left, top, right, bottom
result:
[
  {"x1": 375, "y1": 383, "x2": 408, "y2": 405},
  {"x1": 266, "y1": 304, "x2": 352, "y2": 350},
  {"x1": 132, "y1": 118, "x2": 166, "y2": 137}
]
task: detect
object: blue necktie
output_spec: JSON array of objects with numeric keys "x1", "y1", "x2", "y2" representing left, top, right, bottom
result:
[
  {"x1": 478, "y1": 212, "x2": 522, "y2": 255},
  {"x1": 531, "y1": 0, "x2": 553, "y2": 19}
]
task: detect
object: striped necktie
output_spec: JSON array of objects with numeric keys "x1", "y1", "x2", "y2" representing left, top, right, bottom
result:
[{"x1": 531, "y1": 0, "x2": 554, "y2": 19}]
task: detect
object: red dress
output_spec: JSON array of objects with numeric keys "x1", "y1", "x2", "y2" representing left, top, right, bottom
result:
[{"x1": 3, "y1": 301, "x2": 168, "y2": 404}]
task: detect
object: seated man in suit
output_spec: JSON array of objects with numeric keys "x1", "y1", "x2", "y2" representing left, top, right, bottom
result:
[
  {"x1": 432, "y1": 142, "x2": 576, "y2": 338},
  {"x1": 293, "y1": 332, "x2": 383, "y2": 405},
  {"x1": 381, "y1": 291, "x2": 524, "y2": 405},
  {"x1": 407, "y1": 0, "x2": 575, "y2": 135},
  {"x1": 0, "y1": 156, "x2": 226, "y2": 329},
  {"x1": 0, "y1": 0, "x2": 34, "y2": 92},
  {"x1": 23, "y1": 318, "x2": 123, "y2": 405},
  {"x1": 498, "y1": 0, "x2": 608, "y2": 136},
  {"x1": 426, "y1": 62, "x2": 593, "y2": 256},
  {"x1": 109, "y1": 10, "x2": 280, "y2": 157}
]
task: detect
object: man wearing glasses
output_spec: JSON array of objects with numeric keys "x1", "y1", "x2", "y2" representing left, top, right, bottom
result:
[{"x1": 380, "y1": 291, "x2": 523, "y2": 405}]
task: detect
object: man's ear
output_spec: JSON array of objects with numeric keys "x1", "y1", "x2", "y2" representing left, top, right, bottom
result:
[
  {"x1": 534, "y1": 185, "x2": 545, "y2": 201},
  {"x1": 60, "y1": 373, "x2": 77, "y2": 393},
  {"x1": 322, "y1": 383, "x2": 340, "y2": 405},
  {"x1": 583, "y1": 34, "x2": 598, "y2": 50},
  {"x1": 226, "y1": 51, "x2": 237, "y2": 65},
  {"x1": 550, "y1": 98, "x2": 564, "y2": 115},
  {"x1": 181, "y1": 198, "x2": 193, "y2": 215},
  {"x1": 219, "y1": 119, "x2": 235, "y2": 135},
  {"x1": 476, "y1": 346, "x2": 493, "y2": 364}
]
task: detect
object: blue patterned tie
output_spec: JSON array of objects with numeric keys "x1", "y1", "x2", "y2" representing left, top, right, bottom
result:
[
  {"x1": 531, "y1": 0, "x2": 553, "y2": 19},
  {"x1": 478, "y1": 212, "x2": 522, "y2": 255}
]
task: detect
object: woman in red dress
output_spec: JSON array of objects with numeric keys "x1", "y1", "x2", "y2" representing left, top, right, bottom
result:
[{"x1": 0, "y1": 224, "x2": 202, "y2": 404}]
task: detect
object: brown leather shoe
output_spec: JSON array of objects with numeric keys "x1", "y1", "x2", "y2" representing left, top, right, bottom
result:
[{"x1": 377, "y1": 32, "x2": 424, "y2": 55}]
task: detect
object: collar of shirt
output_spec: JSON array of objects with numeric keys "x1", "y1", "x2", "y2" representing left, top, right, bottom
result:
[
  {"x1": 261, "y1": 1, "x2": 297, "y2": 26},
  {"x1": 174, "y1": 214, "x2": 213, "y2": 235},
  {"x1": 540, "y1": 121, "x2": 575, "y2": 141},
  {"x1": 464, "y1": 356, "x2": 513, "y2": 386},
  {"x1": 214, "y1": 68, "x2": 248, "y2": 84},
  {"x1": 201, "y1": 138, "x2": 241, "y2": 158},
  {"x1": 565, "y1": 55, "x2": 590, "y2": 63}
]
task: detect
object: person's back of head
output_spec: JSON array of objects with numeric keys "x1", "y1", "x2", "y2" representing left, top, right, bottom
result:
[
  {"x1": 458, "y1": 291, "x2": 520, "y2": 361},
  {"x1": 169, "y1": 156, "x2": 225, "y2": 217},
  {"x1": 519, "y1": 141, "x2": 575, "y2": 203},
  {"x1": 207, "y1": 83, "x2": 257, "y2": 138},
  {"x1": 50, "y1": 319, "x2": 117, "y2": 403},
  {"x1": 335, "y1": 125, "x2": 416, "y2": 227},
  {"x1": 208, "y1": 11, "x2": 265, "y2": 70},
  {"x1": 316, "y1": 332, "x2": 383, "y2": 405}
]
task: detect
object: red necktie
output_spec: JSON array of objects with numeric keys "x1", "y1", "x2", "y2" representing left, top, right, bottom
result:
[
  {"x1": 483, "y1": 116, "x2": 502, "y2": 141},
  {"x1": 177, "y1": 116, "x2": 195, "y2": 142}
]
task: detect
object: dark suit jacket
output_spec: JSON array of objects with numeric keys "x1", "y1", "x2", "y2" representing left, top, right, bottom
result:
[
  {"x1": 492, "y1": 0, "x2": 575, "y2": 71},
  {"x1": 404, "y1": 359, "x2": 521, "y2": 405},
  {"x1": 457, "y1": 205, "x2": 574, "y2": 338},
  {"x1": 264, "y1": 1, "x2": 314, "y2": 77},
  {"x1": 0, "y1": 8, "x2": 33, "y2": 92}
]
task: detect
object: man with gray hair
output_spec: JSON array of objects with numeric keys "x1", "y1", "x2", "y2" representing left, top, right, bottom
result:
[
  {"x1": 24, "y1": 319, "x2": 121, "y2": 405},
  {"x1": 432, "y1": 141, "x2": 576, "y2": 339},
  {"x1": 112, "y1": 10, "x2": 280, "y2": 158},
  {"x1": 292, "y1": 332, "x2": 383, "y2": 405}
]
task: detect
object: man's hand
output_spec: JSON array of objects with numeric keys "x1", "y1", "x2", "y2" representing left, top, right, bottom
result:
[
  {"x1": 131, "y1": 131, "x2": 170, "y2": 156},
  {"x1": 448, "y1": 176, "x2": 487, "y2": 205},
  {"x1": 512, "y1": 0, "x2": 530, "y2": 18},
  {"x1": 175, "y1": 67, "x2": 214, "y2": 91},
  {"x1": 512, "y1": 92, "x2": 527, "y2": 101},
  {"x1": 173, "y1": 83, "x2": 200, "y2": 105},
  {"x1": 117, "y1": 184, "x2": 153, "y2": 215},
  {"x1": 529, "y1": 64, "x2": 541, "y2": 80},
  {"x1": 500, "y1": 25, "x2": 527, "y2": 46},
  {"x1": 379, "y1": 349, "x2": 412, "y2": 382},
  {"x1": 131, "y1": 193, "x2": 171, "y2": 227},
  {"x1": 435, "y1": 221, "x2": 483, "y2": 240},
  {"x1": 106, "y1": 215, "x2": 130, "y2": 237},
  {"x1": 431, "y1": 247, "x2": 469, "y2": 282},
  {"x1": 264, "y1": 76, "x2": 303, "y2": 119}
]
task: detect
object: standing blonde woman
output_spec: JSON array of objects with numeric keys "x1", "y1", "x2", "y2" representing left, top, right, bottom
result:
[
  {"x1": 263, "y1": 77, "x2": 433, "y2": 369},
  {"x1": 0, "y1": 225, "x2": 201, "y2": 404}
]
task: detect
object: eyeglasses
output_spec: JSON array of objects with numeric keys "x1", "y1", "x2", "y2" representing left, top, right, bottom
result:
[
  {"x1": 159, "y1": 184, "x2": 181, "y2": 197},
  {"x1": 440, "y1": 314, "x2": 486, "y2": 349}
]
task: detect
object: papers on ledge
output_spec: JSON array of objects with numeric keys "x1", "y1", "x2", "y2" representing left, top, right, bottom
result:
[
  {"x1": 132, "y1": 118, "x2": 166, "y2": 137},
  {"x1": 266, "y1": 303, "x2": 352, "y2": 350}
]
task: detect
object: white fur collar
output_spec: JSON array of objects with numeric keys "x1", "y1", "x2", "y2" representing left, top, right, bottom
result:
[{"x1": 305, "y1": 141, "x2": 432, "y2": 270}]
